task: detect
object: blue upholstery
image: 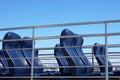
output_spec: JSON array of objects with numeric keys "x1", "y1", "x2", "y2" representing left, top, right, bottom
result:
[
  {"x1": 59, "y1": 29, "x2": 109, "y2": 76},
  {"x1": 54, "y1": 44, "x2": 70, "y2": 75},
  {"x1": 93, "y1": 43, "x2": 113, "y2": 72},
  {"x1": 21, "y1": 37, "x2": 44, "y2": 74},
  {"x1": 21, "y1": 37, "x2": 51, "y2": 76},
  {"x1": 60, "y1": 29, "x2": 85, "y2": 75},
  {"x1": 2, "y1": 32, "x2": 30, "y2": 76},
  {"x1": 0, "y1": 54, "x2": 5, "y2": 75},
  {"x1": 1, "y1": 30, "x2": 117, "y2": 78},
  {"x1": 100, "y1": 45, "x2": 112, "y2": 70},
  {"x1": 74, "y1": 37, "x2": 93, "y2": 74},
  {"x1": 0, "y1": 50, "x2": 9, "y2": 75}
]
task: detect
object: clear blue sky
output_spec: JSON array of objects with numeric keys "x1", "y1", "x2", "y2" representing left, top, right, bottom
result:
[
  {"x1": 0, "y1": 0, "x2": 120, "y2": 65},
  {"x1": 0, "y1": 0, "x2": 120, "y2": 47},
  {"x1": 0, "y1": 0, "x2": 120, "y2": 28},
  {"x1": 0, "y1": 0, "x2": 120, "y2": 54}
]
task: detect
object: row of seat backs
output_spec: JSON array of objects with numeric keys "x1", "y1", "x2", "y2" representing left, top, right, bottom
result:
[
  {"x1": 54, "y1": 29, "x2": 93, "y2": 76},
  {"x1": 1, "y1": 32, "x2": 43, "y2": 76},
  {"x1": 54, "y1": 29, "x2": 113, "y2": 76},
  {"x1": 0, "y1": 30, "x2": 113, "y2": 76}
]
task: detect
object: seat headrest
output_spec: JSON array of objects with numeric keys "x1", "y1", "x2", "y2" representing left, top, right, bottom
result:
[
  {"x1": 3, "y1": 32, "x2": 21, "y2": 48},
  {"x1": 61, "y1": 29, "x2": 74, "y2": 36},
  {"x1": 60, "y1": 29, "x2": 75, "y2": 46},
  {"x1": 74, "y1": 36, "x2": 83, "y2": 46},
  {"x1": 22, "y1": 37, "x2": 33, "y2": 48}
]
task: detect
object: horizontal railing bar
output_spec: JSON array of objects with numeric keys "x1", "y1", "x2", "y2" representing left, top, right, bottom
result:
[
  {"x1": 109, "y1": 52, "x2": 120, "y2": 54},
  {"x1": 42, "y1": 63, "x2": 58, "y2": 64},
  {"x1": 36, "y1": 44, "x2": 120, "y2": 50},
  {"x1": 0, "y1": 38, "x2": 33, "y2": 42},
  {"x1": 111, "y1": 62, "x2": 120, "y2": 64},
  {"x1": 0, "y1": 32, "x2": 119, "y2": 43},
  {"x1": 0, "y1": 26, "x2": 33, "y2": 31},
  {"x1": 0, "y1": 66, "x2": 108, "y2": 69},
  {"x1": 39, "y1": 53, "x2": 92, "y2": 55},
  {"x1": 0, "y1": 76, "x2": 107, "y2": 79},
  {"x1": 1, "y1": 54, "x2": 116, "y2": 60},
  {"x1": 33, "y1": 20, "x2": 120, "y2": 28},
  {"x1": 108, "y1": 44, "x2": 120, "y2": 48},
  {"x1": 0, "y1": 51, "x2": 119, "y2": 60},
  {"x1": 0, "y1": 78, "x2": 30, "y2": 79},
  {"x1": 2, "y1": 65, "x2": 119, "y2": 69},
  {"x1": 38, "y1": 55, "x2": 105, "y2": 59},
  {"x1": 0, "y1": 20, "x2": 120, "y2": 31},
  {"x1": 33, "y1": 76, "x2": 106, "y2": 78},
  {"x1": 35, "y1": 32, "x2": 120, "y2": 40},
  {"x1": 0, "y1": 43, "x2": 120, "y2": 51},
  {"x1": 109, "y1": 57, "x2": 120, "y2": 59},
  {"x1": 109, "y1": 76, "x2": 120, "y2": 78},
  {"x1": 38, "y1": 52, "x2": 120, "y2": 56},
  {"x1": 39, "y1": 57, "x2": 120, "y2": 60},
  {"x1": 109, "y1": 54, "x2": 120, "y2": 56},
  {"x1": 32, "y1": 76, "x2": 119, "y2": 79},
  {"x1": 0, "y1": 76, "x2": 119, "y2": 79}
]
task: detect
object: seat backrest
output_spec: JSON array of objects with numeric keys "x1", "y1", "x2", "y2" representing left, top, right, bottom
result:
[
  {"x1": 74, "y1": 36, "x2": 93, "y2": 74},
  {"x1": 100, "y1": 45, "x2": 113, "y2": 72},
  {"x1": 2, "y1": 32, "x2": 30, "y2": 76},
  {"x1": 0, "y1": 50, "x2": 9, "y2": 75},
  {"x1": 100, "y1": 45, "x2": 112, "y2": 68},
  {"x1": 21, "y1": 37, "x2": 43, "y2": 74},
  {"x1": 93, "y1": 43, "x2": 113, "y2": 72},
  {"x1": 60, "y1": 29, "x2": 85, "y2": 75},
  {"x1": 0, "y1": 61, "x2": 4, "y2": 76},
  {"x1": 54, "y1": 44, "x2": 70, "y2": 75}
]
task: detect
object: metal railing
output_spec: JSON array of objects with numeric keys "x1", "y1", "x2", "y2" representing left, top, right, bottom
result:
[{"x1": 0, "y1": 20, "x2": 120, "y2": 80}]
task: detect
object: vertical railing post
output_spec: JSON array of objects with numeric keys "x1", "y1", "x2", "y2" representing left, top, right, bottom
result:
[
  {"x1": 31, "y1": 27, "x2": 35, "y2": 80},
  {"x1": 105, "y1": 22, "x2": 108, "y2": 80}
]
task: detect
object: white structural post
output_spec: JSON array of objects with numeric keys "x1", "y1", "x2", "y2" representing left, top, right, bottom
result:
[
  {"x1": 105, "y1": 22, "x2": 108, "y2": 80},
  {"x1": 31, "y1": 27, "x2": 35, "y2": 80}
]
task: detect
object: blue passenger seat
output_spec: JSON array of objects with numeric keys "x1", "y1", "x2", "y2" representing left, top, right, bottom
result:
[
  {"x1": 59, "y1": 29, "x2": 109, "y2": 76},
  {"x1": 2, "y1": 32, "x2": 30, "y2": 76},
  {"x1": 93, "y1": 43, "x2": 113, "y2": 72},
  {"x1": 93, "y1": 43, "x2": 114, "y2": 76},
  {"x1": 54, "y1": 44, "x2": 70, "y2": 75},
  {"x1": 21, "y1": 37, "x2": 49, "y2": 76},
  {"x1": 60, "y1": 29, "x2": 86, "y2": 75},
  {"x1": 74, "y1": 36, "x2": 93, "y2": 74}
]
